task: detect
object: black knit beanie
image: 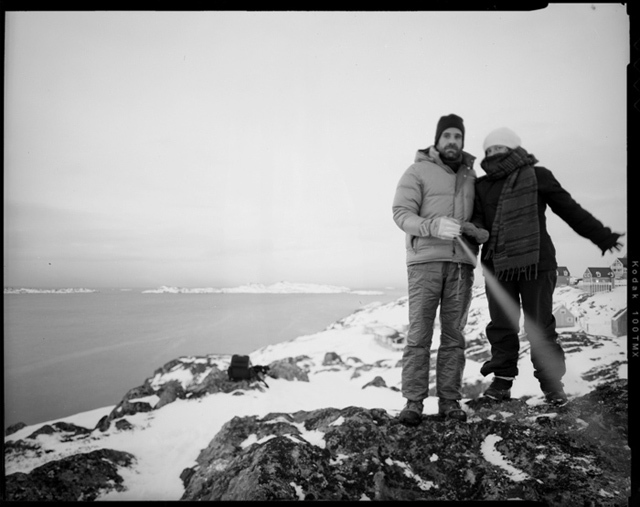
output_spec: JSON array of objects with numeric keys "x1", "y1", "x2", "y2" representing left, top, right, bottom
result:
[{"x1": 435, "y1": 114, "x2": 465, "y2": 147}]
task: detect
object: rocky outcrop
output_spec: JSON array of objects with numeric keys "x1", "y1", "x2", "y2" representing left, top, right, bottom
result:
[
  {"x1": 94, "y1": 357, "x2": 273, "y2": 432},
  {"x1": 4, "y1": 448, "x2": 135, "y2": 501},
  {"x1": 26, "y1": 421, "x2": 93, "y2": 441},
  {"x1": 265, "y1": 357, "x2": 309, "y2": 381},
  {"x1": 180, "y1": 379, "x2": 630, "y2": 504},
  {"x1": 5, "y1": 421, "x2": 27, "y2": 436},
  {"x1": 3, "y1": 372, "x2": 629, "y2": 504}
]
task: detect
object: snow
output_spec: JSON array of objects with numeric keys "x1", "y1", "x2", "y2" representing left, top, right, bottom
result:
[
  {"x1": 481, "y1": 434, "x2": 531, "y2": 483},
  {"x1": 4, "y1": 285, "x2": 627, "y2": 501},
  {"x1": 385, "y1": 457, "x2": 437, "y2": 491},
  {"x1": 290, "y1": 482, "x2": 305, "y2": 500}
]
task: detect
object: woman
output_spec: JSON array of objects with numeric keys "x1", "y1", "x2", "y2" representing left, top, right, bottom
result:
[{"x1": 471, "y1": 127, "x2": 623, "y2": 406}]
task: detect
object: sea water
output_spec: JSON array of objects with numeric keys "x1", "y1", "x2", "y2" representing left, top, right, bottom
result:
[{"x1": 3, "y1": 288, "x2": 406, "y2": 427}]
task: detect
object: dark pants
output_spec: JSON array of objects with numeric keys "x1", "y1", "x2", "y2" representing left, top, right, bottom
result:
[
  {"x1": 402, "y1": 262, "x2": 474, "y2": 401},
  {"x1": 480, "y1": 269, "x2": 566, "y2": 392}
]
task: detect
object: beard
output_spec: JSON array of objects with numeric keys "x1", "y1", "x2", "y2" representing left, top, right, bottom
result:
[{"x1": 439, "y1": 144, "x2": 462, "y2": 161}]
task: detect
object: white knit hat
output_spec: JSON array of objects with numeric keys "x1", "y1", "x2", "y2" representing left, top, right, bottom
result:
[{"x1": 483, "y1": 127, "x2": 521, "y2": 152}]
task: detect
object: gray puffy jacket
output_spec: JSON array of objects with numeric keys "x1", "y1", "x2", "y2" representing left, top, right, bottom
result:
[{"x1": 392, "y1": 147, "x2": 479, "y2": 267}]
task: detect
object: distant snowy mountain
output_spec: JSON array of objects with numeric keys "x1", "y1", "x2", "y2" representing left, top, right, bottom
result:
[
  {"x1": 3, "y1": 282, "x2": 383, "y2": 295},
  {"x1": 141, "y1": 282, "x2": 383, "y2": 295},
  {"x1": 4, "y1": 286, "x2": 628, "y2": 502},
  {"x1": 3, "y1": 287, "x2": 98, "y2": 294}
]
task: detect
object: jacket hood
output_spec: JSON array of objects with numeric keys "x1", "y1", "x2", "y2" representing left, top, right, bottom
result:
[{"x1": 415, "y1": 146, "x2": 476, "y2": 169}]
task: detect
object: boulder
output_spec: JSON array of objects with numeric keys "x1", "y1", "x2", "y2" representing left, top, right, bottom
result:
[
  {"x1": 322, "y1": 351, "x2": 344, "y2": 366},
  {"x1": 361, "y1": 376, "x2": 388, "y2": 389},
  {"x1": 266, "y1": 358, "x2": 309, "y2": 382},
  {"x1": 4, "y1": 448, "x2": 135, "y2": 501},
  {"x1": 5, "y1": 422, "x2": 26, "y2": 436},
  {"x1": 27, "y1": 422, "x2": 92, "y2": 441},
  {"x1": 188, "y1": 365, "x2": 267, "y2": 396},
  {"x1": 115, "y1": 419, "x2": 134, "y2": 431},
  {"x1": 155, "y1": 380, "x2": 187, "y2": 409}
]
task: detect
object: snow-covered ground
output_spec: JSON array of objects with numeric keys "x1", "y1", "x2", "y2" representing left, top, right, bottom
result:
[{"x1": 4, "y1": 285, "x2": 627, "y2": 501}]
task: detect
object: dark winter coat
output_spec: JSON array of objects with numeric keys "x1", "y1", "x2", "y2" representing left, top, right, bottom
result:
[
  {"x1": 392, "y1": 147, "x2": 479, "y2": 267},
  {"x1": 472, "y1": 165, "x2": 617, "y2": 273}
]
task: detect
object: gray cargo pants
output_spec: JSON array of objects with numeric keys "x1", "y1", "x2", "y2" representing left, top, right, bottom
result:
[{"x1": 402, "y1": 261, "x2": 474, "y2": 401}]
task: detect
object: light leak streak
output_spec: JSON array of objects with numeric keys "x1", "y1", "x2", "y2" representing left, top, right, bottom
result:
[{"x1": 455, "y1": 236, "x2": 564, "y2": 376}]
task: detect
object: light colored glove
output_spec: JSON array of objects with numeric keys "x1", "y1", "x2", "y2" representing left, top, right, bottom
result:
[
  {"x1": 421, "y1": 217, "x2": 461, "y2": 239},
  {"x1": 461, "y1": 222, "x2": 490, "y2": 244}
]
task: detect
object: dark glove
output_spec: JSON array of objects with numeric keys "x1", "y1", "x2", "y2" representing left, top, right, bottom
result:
[
  {"x1": 600, "y1": 232, "x2": 625, "y2": 255},
  {"x1": 461, "y1": 222, "x2": 490, "y2": 244}
]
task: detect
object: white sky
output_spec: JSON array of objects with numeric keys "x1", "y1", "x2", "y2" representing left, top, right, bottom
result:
[{"x1": 3, "y1": 6, "x2": 628, "y2": 289}]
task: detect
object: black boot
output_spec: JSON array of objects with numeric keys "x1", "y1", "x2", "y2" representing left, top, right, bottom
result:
[
  {"x1": 438, "y1": 398, "x2": 467, "y2": 422},
  {"x1": 483, "y1": 377, "x2": 513, "y2": 402},
  {"x1": 539, "y1": 378, "x2": 568, "y2": 406},
  {"x1": 399, "y1": 400, "x2": 423, "y2": 426}
]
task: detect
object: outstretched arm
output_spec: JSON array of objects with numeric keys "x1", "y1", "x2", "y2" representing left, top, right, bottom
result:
[{"x1": 538, "y1": 167, "x2": 624, "y2": 255}]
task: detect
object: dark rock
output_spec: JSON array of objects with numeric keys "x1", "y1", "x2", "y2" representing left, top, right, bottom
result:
[
  {"x1": 362, "y1": 376, "x2": 387, "y2": 389},
  {"x1": 4, "y1": 438, "x2": 42, "y2": 462},
  {"x1": 115, "y1": 419, "x2": 134, "y2": 431},
  {"x1": 96, "y1": 383, "x2": 157, "y2": 431},
  {"x1": 181, "y1": 380, "x2": 630, "y2": 504},
  {"x1": 5, "y1": 422, "x2": 27, "y2": 436},
  {"x1": 581, "y1": 360, "x2": 626, "y2": 383},
  {"x1": 120, "y1": 383, "x2": 156, "y2": 403},
  {"x1": 25, "y1": 422, "x2": 92, "y2": 441},
  {"x1": 266, "y1": 358, "x2": 309, "y2": 382},
  {"x1": 111, "y1": 399, "x2": 154, "y2": 419},
  {"x1": 4, "y1": 448, "x2": 136, "y2": 501},
  {"x1": 188, "y1": 365, "x2": 227, "y2": 395},
  {"x1": 190, "y1": 365, "x2": 269, "y2": 396},
  {"x1": 350, "y1": 364, "x2": 374, "y2": 379},
  {"x1": 155, "y1": 379, "x2": 187, "y2": 409},
  {"x1": 322, "y1": 351, "x2": 343, "y2": 366},
  {"x1": 153, "y1": 357, "x2": 183, "y2": 376},
  {"x1": 95, "y1": 415, "x2": 110, "y2": 433},
  {"x1": 26, "y1": 424, "x2": 56, "y2": 438},
  {"x1": 180, "y1": 466, "x2": 196, "y2": 488}
]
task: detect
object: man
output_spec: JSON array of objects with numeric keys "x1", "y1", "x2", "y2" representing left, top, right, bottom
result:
[
  {"x1": 472, "y1": 127, "x2": 624, "y2": 406},
  {"x1": 392, "y1": 114, "x2": 488, "y2": 425}
]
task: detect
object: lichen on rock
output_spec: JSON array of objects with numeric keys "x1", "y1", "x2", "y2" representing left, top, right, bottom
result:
[{"x1": 180, "y1": 380, "x2": 630, "y2": 504}]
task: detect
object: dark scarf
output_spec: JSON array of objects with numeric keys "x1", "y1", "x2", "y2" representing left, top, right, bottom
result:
[{"x1": 481, "y1": 147, "x2": 540, "y2": 280}]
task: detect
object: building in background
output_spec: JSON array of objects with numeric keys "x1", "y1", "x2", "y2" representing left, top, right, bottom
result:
[
  {"x1": 580, "y1": 267, "x2": 615, "y2": 295},
  {"x1": 553, "y1": 304, "x2": 577, "y2": 328},
  {"x1": 610, "y1": 256, "x2": 627, "y2": 281},
  {"x1": 556, "y1": 266, "x2": 571, "y2": 286},
  {"x1": 611, "y1": 307, "x2": 627, "y2": 337}
]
